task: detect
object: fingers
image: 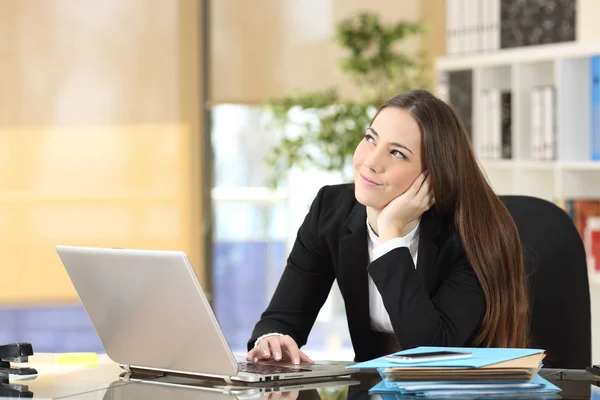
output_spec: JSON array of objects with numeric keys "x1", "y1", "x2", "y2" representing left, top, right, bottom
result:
[
  {"x1": 415, "y1": 172, "x2": 435, "y2": 211},
  {"x1": 246, "y1": 335, "x2": 312, "y2": 365},
  {"x1": 299, "y1": 349, "x2": 315, "y2": 364},
  {"x1": 416, "y1": 171, "x2": 431, "y2": 194},
  {"x1": 409, "y1": 171, "x2": 428, "y2": 195},
  {"x1": 246, "y1": 345, "x2": 265, "y2": 361},
  {"x1": 261, "y1": 391, "x2": 300, "y2": 400},
  {"x1": 246, "y1": 348, "x2": 259, "y2": 361},
  {"x1": 269, "y1": 337, "x2": 283, "y2": 361},
  {"x1": 414, "y1": 172, "x2": 435, "y2": 206},
  {"x1": 258, "y1": 337, "x2": 274, "y2": 359},
  {"x1": 246, "y1": 336, "x2": 274, "y2": 361},
  {"x1": 270, "y1": 393, "x2": 282, "y2": 400},
  {"x1": 281, "y1": 335, "x2": 302, "y2": 365},
  {"x1": 261, "y1": 393, "x2": 280, "y2": 400}
]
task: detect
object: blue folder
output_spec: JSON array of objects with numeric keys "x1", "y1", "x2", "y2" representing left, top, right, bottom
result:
[
  {"x1": 369, "y1": 373, "x2": 561, "y2": 396},
  {"x1": 346, "y1": 346, "x2": 545, "y2": 370}
]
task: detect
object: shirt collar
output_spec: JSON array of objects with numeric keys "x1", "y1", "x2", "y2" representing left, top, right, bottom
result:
[{"x1": 366, "y1": 218, "x2": 420, "y2": 245}]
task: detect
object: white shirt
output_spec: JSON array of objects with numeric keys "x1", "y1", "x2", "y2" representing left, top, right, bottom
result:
[
  {"x1": 253, "y1": 219, "x2": 421, "y2": 347},
  {"x1": 366, "y1": 219, "x2": 420, "y2": 333}
]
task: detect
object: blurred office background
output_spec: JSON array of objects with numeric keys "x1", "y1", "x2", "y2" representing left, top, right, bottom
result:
[{"x1": 0, "y1": 0, "x2": 599, "y2": 363}]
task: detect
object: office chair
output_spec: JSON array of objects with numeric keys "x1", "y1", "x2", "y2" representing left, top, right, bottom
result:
[{"x1": 500, "y1": 195, "x2": 592, "y2": 369}]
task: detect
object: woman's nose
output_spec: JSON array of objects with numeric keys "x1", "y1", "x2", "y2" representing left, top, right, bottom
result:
[{"x1": 364, "y1": 151, "x2": 384, "y2": 172}]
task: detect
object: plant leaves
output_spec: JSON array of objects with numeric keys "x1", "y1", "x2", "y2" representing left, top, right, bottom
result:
[{"x1": 264, "y1": 12, "x2": 432, "y2": 186}]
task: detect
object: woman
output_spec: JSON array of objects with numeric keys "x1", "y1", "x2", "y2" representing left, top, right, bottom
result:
[{"x1": 246, "y1": 90, "x2": 529, "y2": 364}]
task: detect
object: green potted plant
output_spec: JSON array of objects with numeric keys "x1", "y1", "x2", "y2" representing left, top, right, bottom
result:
[{"x1": 264, "y1": 12, "x2": 431, "y2": 186}]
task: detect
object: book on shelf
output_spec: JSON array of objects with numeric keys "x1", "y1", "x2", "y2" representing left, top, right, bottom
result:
[
  {"x1": 447, "y1": 0, "x2": 500, "y2": 55},
  {"x1": 446, "y1": 0, "x2": 576, "y2": 56},
  {"x1": 501, "y1": 90, "x2": 512, "y2": 159},
  {"x1": 481, "y1": 88, "x2": 511, "y2": 160},
  {"x1": 542, "y1": 86, "x2": 556, "y2": 161},
  {"x1": 500, "y1": 0, "x2": 576, "y2": 49},
  {"x1": 585, "y1": 217, "x2": 600, "y2": 275},
  {"x1": 530, "y1": 85, "x2": 556, "y2": 162},
  {"x1": 558, "y1": 199, "x2": 600, "y2": 273},
  {"x1": 592, "y1": 55, "x2": 600, "y2": 161},
  {"x1": 439, "y1": 69, "x2": 473, "y2": 141}
]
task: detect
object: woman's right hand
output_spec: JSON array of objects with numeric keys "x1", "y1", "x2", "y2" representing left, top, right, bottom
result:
[{"x1": 246, "y1": 335, "x2": 314, "y2": 365}]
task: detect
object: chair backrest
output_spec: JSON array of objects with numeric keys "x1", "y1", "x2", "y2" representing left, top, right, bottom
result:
[{"x1": 500, "y1": 195, "x2": 591, "y2": 368}]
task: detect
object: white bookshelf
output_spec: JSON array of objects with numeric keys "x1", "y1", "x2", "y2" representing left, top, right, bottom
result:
[
  {"x1": 436, "y1": 42, "x2": 600, "y2": 203},
  {"x1": 438, "y1": 41, "x2": 600, "y2": 71},
  {"x1": 476, "y1": 161, "x2": 600, "y2": 201},
  {"x1": 436, "y1": 42, "x2": 600, "y2": 347},
  {"x1": 441, "y1": 0, "x2": 600, "y2": 364}
]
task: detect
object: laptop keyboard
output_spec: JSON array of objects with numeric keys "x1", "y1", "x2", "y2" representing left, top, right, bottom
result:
[{"x1": 237, "y1": 362, "x2": 312, "y2": 375}]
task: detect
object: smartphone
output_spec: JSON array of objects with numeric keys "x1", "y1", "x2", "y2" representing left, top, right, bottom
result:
[{"x1": 384, "y1": 350, "x2": 473, "y2": 363}]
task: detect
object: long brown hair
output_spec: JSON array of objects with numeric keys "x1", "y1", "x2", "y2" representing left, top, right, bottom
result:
[{"x1": 375, "y1": 90, "x2": 529, "y2": 348}]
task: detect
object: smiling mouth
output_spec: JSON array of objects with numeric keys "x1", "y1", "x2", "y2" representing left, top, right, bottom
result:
[{"x1": 360, "y1": 173, "x2": 381, "y2": 186}]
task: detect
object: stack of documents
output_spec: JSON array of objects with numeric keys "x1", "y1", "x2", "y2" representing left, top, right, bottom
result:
[{"x1": 347, "y1": 347, "x2": 561, "y2": 398}]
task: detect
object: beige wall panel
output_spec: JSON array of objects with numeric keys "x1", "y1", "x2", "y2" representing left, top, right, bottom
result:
[
  {"x1": 210, "y1": 0, "x2": 420, "y2": 104},
  {"x1": 0, "y1": 126, "x2": 193, "y2": 303},
  {"x1": 0, "y1": 0, "x2": 183, "y2": 126},
  {"x1": 420, "y1": 0, "x2": 447, "y2": 79},
  {"x1": 0, "y1": 0, "x2": 206, "y2": 303},
  {"x1": 177, "y1": 0, "x2": 206, "y2": 290}
]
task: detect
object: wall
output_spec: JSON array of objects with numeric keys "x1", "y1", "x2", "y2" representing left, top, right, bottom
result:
[
  {"x1": 209, "y1": 0, "x2": 421, "y2": 104},
  {"x1": 0, "y1": 0, "x2": 206, "y2": 303},
  {"x1": 420, "y1": 0, "x2": 447, "y2": 84}
]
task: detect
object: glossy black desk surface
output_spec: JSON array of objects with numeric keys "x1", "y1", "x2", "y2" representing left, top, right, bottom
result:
[{"x1": 3, "y1": 364, "x2": 598, "y2": 400}]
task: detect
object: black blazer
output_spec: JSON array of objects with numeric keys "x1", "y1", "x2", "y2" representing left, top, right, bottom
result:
[{"x1": 248, "y1": 184, "x2": 485, "y2": 361}]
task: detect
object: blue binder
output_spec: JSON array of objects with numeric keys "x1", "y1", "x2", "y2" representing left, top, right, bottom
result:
[
  {"x1": 346, "y1": 346, "x2": 545, "y2": 369},
  {"x1": 592, "y1": 56, "x2": 600, "y2": 160}
]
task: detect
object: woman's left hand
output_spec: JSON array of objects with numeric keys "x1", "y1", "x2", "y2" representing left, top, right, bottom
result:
[{"x1": 377, "y1": 172, "x2": 435, "y2": 242}]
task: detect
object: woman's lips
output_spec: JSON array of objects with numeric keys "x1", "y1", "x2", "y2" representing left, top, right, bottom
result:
[{"x1": 360, "y1": 173, "x2": 381, "y2": 187}]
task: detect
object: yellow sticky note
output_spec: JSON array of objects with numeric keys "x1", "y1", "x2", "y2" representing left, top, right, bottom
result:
[{"x1": 54, "y1": 352, "x2": 98, "y2": 365}]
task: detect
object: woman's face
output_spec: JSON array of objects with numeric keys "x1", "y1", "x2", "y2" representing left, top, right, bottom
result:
[{"x1": 353, "y1": 107, "x2": 423, "y2": 210}]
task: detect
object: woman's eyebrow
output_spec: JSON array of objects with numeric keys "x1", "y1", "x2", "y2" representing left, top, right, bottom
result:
[{"x1": 367, "y1": 127, "x2": 414, "y2": 155}]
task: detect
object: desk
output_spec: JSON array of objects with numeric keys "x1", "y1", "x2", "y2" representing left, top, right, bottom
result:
[{"x1": 3, "y1": 356, "x2": 599, "y2": 399}]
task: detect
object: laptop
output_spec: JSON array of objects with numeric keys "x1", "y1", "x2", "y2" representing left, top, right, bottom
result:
[{"x1": 55, "y1": 245, "x2": 351, "y2": 383}]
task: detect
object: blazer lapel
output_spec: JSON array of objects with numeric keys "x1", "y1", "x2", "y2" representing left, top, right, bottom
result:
[
  {"x1": 337, "y1": 202, "x2": 444, "y2": 360},
  {"x1": 338, "y1": 201, "x2": 373, "y2": 359},
  {"x1": 416, "y1": 208, "x2": 443, "y2": 293}
]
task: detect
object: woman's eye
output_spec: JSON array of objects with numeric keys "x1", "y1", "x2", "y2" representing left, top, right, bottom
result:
[
  {"x1": 391, "y1": 150, "x2": 406, "y2": 160},
  {"x1": 365, "y1": 134, "x2": 375, "y2": 144}
]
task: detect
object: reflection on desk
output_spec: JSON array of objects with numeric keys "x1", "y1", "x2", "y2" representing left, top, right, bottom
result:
[
  {"x1": 121, "y1": 371, "x2": 360, "y2": 396},
  {"x1": 2, "y1": 363, "x2": 127, "y2": 399},
  {"x1": 101, "y1": 369, "x2": 600, "y2": 400},
  {"x1": 2, "y1": 360, "x2": 599, "y2": 399}
]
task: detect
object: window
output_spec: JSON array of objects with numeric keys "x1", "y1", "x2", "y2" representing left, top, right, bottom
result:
[{"x1": 211, "y1": 104, "x2": 353, "y2": 359}]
